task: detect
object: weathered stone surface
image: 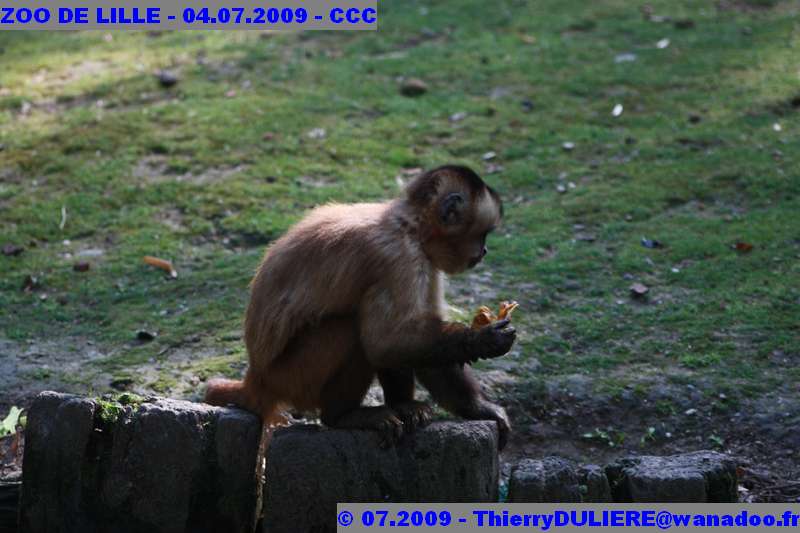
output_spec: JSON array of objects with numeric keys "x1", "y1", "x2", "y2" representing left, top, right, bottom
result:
[
  {"x1": 577, "y1": 464, "x2": 612, "y2": 502},
  {"x1": 263, "y1": 421, "x2": 499, "y2": 533},
  {"x1": 0, "y1": 480, "x2": 21, "y2": 533},
  {"x1": 20, "y1": 391, "x2": 261, "y2": 533},
  {"x1": 19, "y1": 392, "x2": 95, "y2": 533},
  {"x1": 605, "y1": 451, "x2": 738, "y2": 502},
  {"x1": 507, "y1": 457, "x2": 582, "y2": 502}
]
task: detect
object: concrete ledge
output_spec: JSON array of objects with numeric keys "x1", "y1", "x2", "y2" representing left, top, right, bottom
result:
[
  {"x1": 605, "y1": 451, "x2": 738, "y2": 502},
  {"x1": 508, "y1": 457, "x2": 582, "y2": 502},
  {"x1": 263, "y1": 421, "x2": 499, "y2": 533},
  {"x1": 20, "y1": 392, "x2": 261, "y2": 533},
  {"x1": 508, "y1": 452, "x2": 737, "y2": 503},
  {"x1": 19, "y1": 392, "x2": 499, "y2": 533},
  {"x1": 19, "y1": 391, "x2": 740, "y2": 533}
]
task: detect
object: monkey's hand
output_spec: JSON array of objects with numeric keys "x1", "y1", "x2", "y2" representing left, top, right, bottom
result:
[{"x1": 468, "y1": 319, "x2": 516, "y2": 362}]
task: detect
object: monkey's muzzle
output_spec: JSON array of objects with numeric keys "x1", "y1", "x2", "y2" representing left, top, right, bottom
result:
[{"x1": 468, "y1": 246, "x2": 488, "y2": 268}]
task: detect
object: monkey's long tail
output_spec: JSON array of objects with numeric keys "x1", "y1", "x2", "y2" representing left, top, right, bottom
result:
[
  {"x1": 204, "y1": 378, "x2": 251, "y2": 409},
  {"x1": 204, "y1": 377, "x2": 282, "y2": 421},
  {"x1": 205, "y1": 377, "x2": 283, "y2": 532}
]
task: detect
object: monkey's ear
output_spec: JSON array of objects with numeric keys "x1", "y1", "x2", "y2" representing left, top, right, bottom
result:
[{"x1": 439, "y1": 192, "x2": 465, "y2": 225}]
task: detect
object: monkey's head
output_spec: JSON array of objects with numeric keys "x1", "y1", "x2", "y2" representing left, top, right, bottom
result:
[{"x1": 407, "y1": 165, "x2": 503, "y2": 274}]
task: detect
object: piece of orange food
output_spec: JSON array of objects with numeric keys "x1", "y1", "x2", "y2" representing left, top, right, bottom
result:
[
  {"x1": 143, "y1": 255, "x2": 178, "y2": 278},
  {"x1": 470, "y1": 301, "x2": 519, "y2": 329}
]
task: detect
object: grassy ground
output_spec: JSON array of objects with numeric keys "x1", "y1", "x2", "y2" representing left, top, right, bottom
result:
[{"x1": 1, "y1": 0, "x2": 799, "y2": 492}]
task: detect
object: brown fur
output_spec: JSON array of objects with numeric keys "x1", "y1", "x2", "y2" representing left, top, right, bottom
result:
[{"x1": 205, "y1": 165, "x2": 515, "y2": 446}]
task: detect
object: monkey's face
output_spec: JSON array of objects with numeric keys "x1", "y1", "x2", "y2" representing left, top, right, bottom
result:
[
  {"x1": 423, "y1": 188, "x2": 501, "y2": 274},
  {"x1": 428, "y1": 225, "x2": 493, "y2": 274}
]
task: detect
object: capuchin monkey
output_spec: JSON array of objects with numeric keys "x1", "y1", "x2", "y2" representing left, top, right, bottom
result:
[{"x1": 205, "y1": 165, "x2": 516, "y2": 448}]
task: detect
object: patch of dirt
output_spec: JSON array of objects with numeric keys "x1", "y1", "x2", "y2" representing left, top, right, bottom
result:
[
  {"x1": 0, "y1": 430, "x2": 22, "y2": 481},
  {"x1": 661, "y1": 198, "x2": 748, "y2": 221},
  {"x1": 198, "y1": 57, "x2": 246, "y2": 82},
  {"x1": 493, "y1": 368, "x2": 800, "y2": 502},
  {"x1": 181, "y1": 164, "x2": 248, "y2": 185},
  {"x1": 132, "y1": 155, "x2": 248, "y2": 184},
  {"x1": 295, "y1": 175, "x2": 338, "y2": 188},
  {"x1": 28, "y1": 60, "x2": 112, "y2": 90},
  {"x1": 396, "y1": 30, "x2": 450, "y2": 51},
  {"x1": 0, "y1": 334, "x2": 248, "y2": 417},
  {"x1": 129, "y1": 343, "x2": 244, "y2": 400},
  {"x1": 159, "y1": 207, "x2": 188, "y2": 233},
  {"x1": 715, "y1": 0, "x2": 784, "y2": 13},
  {"x1": 0, "y1": 337, "x2": 112, "y2": 414}
]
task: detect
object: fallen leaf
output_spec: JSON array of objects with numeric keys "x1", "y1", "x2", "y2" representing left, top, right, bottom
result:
[
  {"x1": 77, "y1": 248, "x2": 104, "y2": 258},
  {"x1": 399, "y1": 78, "x2": 428, "y2": 97},
  {"x1": 0, "y1": 406, "x2": 22, "y2": 437},
  {"x1": 734, "y1": 242, "x2": 753, "y2": 253},
  {"x1": 156, "y1": 70, "x2": 179, "y2": 88},
  {"x1": 21, "y1": 275, "x2": 39, "y2": 292},
  {"x1": 2, "y1": 244, "x2": 24, "y2": 256},
  {"x1": 641, "y1": 237, "x2": 664, "y2": 249},
  {"x1": 630, "y1": 282, "x2": 649, "y2": 298},
  {"x1": 143, "y1": 255, "x2": 177, "y2": 278},
  {"x1": 136, "y1": 330, "x2": 156, "y2": 342},
  {"x1": 484, "y1": 163, "x2": 504, "y2": 174},
  {"x1": 59, "y1": 205, "x2": 67, "y2": 230},
  {"x1": 614, "y1": 53, "x2": 637, "y2": 63}
]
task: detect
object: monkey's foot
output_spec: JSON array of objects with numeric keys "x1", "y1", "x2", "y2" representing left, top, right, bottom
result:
[
  {"x1": 480, "y1": 401, "x2": 511, "y2": 451},
  {"x1": 390, "y1": 401, "x2": 433, "y2": 433},
  {"x1": 325, "y1": 406, "x2": 404, "y2": 448}
]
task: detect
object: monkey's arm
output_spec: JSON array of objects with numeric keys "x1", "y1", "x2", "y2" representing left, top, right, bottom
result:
[
  {"x1": 360, "y1": 309, "x2": 515, "y2": 369},
  {"x1": 416, "y1": 364, "x2": 510, "y2": 449}
]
